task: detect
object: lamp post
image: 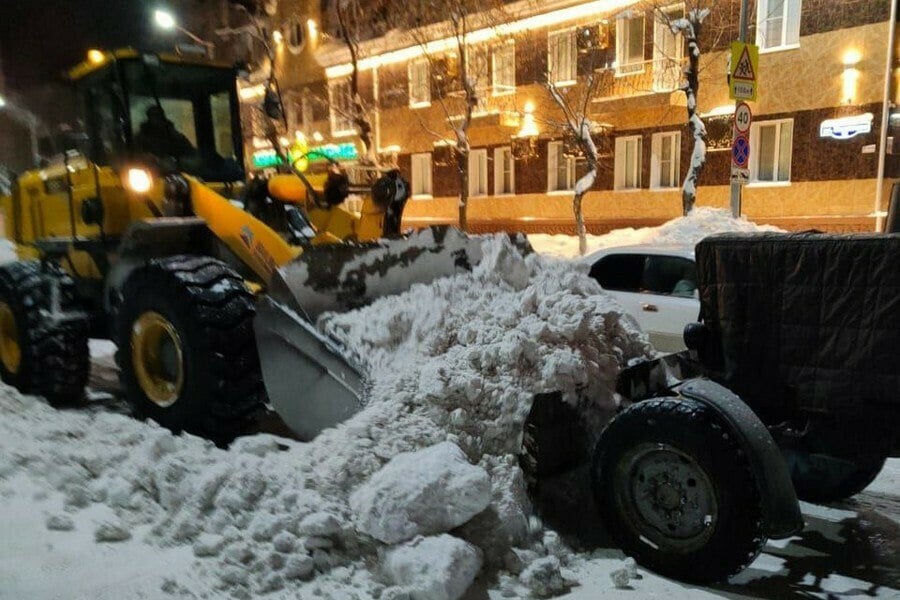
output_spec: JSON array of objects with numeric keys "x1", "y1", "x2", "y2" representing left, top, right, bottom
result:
[
  {"x1": 0, "y1": 93, "x2": 41, "y2": 168},
  {"x1": 154, "y1": 9, "x2": 216, "y2": 59}
]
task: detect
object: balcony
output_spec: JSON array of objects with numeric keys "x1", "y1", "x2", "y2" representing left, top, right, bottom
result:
[{"x1": 592, "y1": 56, "x2": 686, "y2": 102}]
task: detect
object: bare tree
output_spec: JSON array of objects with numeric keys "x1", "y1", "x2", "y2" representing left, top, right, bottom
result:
[
  {"x1": 334, "y1": 0, "x2": 378, "y2": 166},
  {"x1": 544, "y1": 32, "x2": 608, "y2": 256},
  {"x1": 396, "y1": 0, "x2": 507, "y2": 231}
]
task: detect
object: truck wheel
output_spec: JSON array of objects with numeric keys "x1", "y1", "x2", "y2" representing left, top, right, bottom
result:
[
  {"x1": 788, "y1": 452, "x2": 887, "y2": 503},
  {"x1": 0, "y1": 261, "x2": 89, "y2": 404},
  {"x1": 116, "y1": 256, "x2": 265, "y2": 440},
  {"x1": 593, "y1": 398, "x2": 766, "y2": 583}
]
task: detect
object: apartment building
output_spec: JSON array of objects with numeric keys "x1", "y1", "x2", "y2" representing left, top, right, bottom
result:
[{"x1": 255, "y1": 0, "x2": 898, "y2": 233}]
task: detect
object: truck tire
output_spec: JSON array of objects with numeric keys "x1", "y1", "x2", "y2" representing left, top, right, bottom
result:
[
  {"x1": 593, "y1": 397, "x2": 766, "y2": 583},
  {"x1": 788, "y1": 452, "x2": 887, "y2": 503},
  {"x1": 116, "y1": 256, "x2": 265, "y2": 441},
  {"x1": 0, "y1": 260, "x2": 89, "y2": 404}
]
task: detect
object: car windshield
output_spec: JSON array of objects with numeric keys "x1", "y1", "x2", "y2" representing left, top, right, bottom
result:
[{"x1": 121, "y1": 59, "x2": 243, "y2": 182}]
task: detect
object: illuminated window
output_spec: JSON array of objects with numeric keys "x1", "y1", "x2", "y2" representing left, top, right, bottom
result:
[
  {"x1": 492, "y1": 43, "x2": 516, "y2": 95},
  {"x1": 411, "y1": 153, "x2": 433, "y2": 197},
  {"x1": 548, "y1": 141, "x2": 575, "y2": 192},
  {"x1": 409, "y1": 58, "x2": 431, "y2": 107},
  {"x1": 468, "y1": 149, "x2": 488, "y2": 197},
  {"x1": 616, "y1": 14, "x2": 645, "y2": 74},
  {"x1": 548, "y1": 30, "x2": 577, "y2": 85},
  {"x1": 494, "y1": 147, "x2": 515, "y2": 195},
  {"x1": 751, "y1": 119, "x2": 793, "y2": 182},
  {"x1": 650, "y1": 131, "x2": 680, "y2": 189},
  {"x1": 329, "y1": 79, "x2": 354, "y2": 136},
  {"x1": 756, "y1": 0, "x2": 801, "y2": 51},
  {"x1": 615, "y1": 135, "x2": 643, "y2": 190},
  {"x1": 467, "y1": 46, "x2": 490, "y2": 113}
]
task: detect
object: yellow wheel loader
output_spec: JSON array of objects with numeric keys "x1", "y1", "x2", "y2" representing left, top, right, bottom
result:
[{"x1": 0, "y1": 49, "x2": 482, "y2": 440}]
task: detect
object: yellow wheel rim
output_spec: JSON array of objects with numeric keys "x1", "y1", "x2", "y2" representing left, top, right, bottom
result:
[
  {"x1": 131, "y1": 311, "x2": 184, "y2": 408},
  {"x1": 0, "y1": 302, "x2": 21, "y2": 375}
]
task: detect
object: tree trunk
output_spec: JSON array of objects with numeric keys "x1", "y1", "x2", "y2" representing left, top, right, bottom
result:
[
  {"x1": 573, "y1": 192, "x2": 587, "y2": 256},
  {"x1": 681, "y1": 14, "x2": 707, "y2": 217},
  {"x1": 458, "y1": 154, "x2": 469, "y2": 232}
]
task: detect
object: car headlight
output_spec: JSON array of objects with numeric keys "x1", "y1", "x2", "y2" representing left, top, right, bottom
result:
[{"x1": 126, "y1": 167, "x2": 153, "y2": 194}]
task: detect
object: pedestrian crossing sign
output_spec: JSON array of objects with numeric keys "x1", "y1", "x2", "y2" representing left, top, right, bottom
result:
[{"x1": 729, "y1": 42, "x2": 759, "y2": 101}]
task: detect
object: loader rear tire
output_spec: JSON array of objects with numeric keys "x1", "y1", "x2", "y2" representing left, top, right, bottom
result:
[
  {"x1": 0, "y1": 260, "x2": 89, "y2": 404},
  {"x1": 116, "y1": 256, "x2": 264, "y2": 441},
  {"x1": 593, "y1": 398, "x2": 766, "y2": 583}
]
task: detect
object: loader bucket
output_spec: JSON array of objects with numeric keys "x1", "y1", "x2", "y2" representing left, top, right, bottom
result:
[{"x1": 254, "y1": 226, "x2": 491, "y2": 439}]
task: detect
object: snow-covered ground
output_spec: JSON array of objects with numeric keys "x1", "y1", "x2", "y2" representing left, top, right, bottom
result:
[{"x1": 1, "y1": 214, "x2": 897, "y2": 600}]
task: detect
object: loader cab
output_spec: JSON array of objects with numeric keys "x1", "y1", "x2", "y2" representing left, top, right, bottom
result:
[{"x1": 71, "y1": 50, "x2": 245, "y2": 183}]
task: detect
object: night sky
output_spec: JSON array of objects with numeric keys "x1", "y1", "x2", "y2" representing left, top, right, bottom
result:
[{"x1": 0, "y1": 1, "x2": 172, "y2": 89}]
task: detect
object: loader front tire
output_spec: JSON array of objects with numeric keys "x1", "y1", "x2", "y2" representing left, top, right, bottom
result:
[
  {"x1": 0, "y1": 260, "x2": 89, "y2": 404},
  {"x1": 593, "y1": 398, "x2": 766, "y2": 583},
  {"x1": 116, "y1": 256, "x2": 264, "y2": 441}
]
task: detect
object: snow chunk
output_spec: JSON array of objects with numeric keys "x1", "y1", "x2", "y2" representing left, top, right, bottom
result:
[
  {"x1": 519, "y1": 555, "x2": 569, "y2": 597},
  {"x1": 382, "y1": 535, "x2": 483, "y2": 600},
  {"x1": 94, "y1": 520, "x2": 131, "y2": 543},
  {"x1": 45, "y1": 513, "x2": 75, "y2": 532},
  {"x1": 350, "y1": 442, "x2": 491, "y2": 544}
]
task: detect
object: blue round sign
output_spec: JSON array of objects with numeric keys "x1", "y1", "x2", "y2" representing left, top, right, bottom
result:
[{"x1": 732, "y1": 134, "x2": 750, "y2": 168}]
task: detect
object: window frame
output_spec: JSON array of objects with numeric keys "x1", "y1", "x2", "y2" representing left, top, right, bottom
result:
[
  {"x1": 468, "y1": 148, "x2": 489, "y2": 197},
  {"x1": 408, "y1": 57, "x2": 431, "y2": 108},
  {"x1": 492, "y1": 42, "x2": 516, "y2": 96},
  {"x1": 328, "y1": 79, "x2": 354, "y2": 137},
  {"x1": 749, "y1": 118, "x2": 793, "y2": 184},
  {"x1": 548, "y1": 29, "x2": 577, "y2": 87},
  {"x1": 493, "y1": 146, "x2": 515, "y2": 196},
  {"x1": 547, "y1": 140, "x2": 576, "y2": 193},
  {"x1": 650, "y1": 131, "x2": 681, "y2": 189},
  {"x1": 614, "y1": 135, "x2": 643, "y2": 190},
  {"x1": 410, "y1": 152, "x2": 434, "y2": 199},
  {"x1": 756, "y1": 0, "x2": 802, "y2": 52},
  {"x1": 616, "y1": 13, "x2": 646, "y2": 76},
  {"x1": 652, "y1": 5, "x2": 684, "y2": 91}
]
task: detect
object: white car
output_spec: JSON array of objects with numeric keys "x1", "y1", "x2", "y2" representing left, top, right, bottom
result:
[{"x1": 582, "y1": 245, "x2": 699, "y2": 352}]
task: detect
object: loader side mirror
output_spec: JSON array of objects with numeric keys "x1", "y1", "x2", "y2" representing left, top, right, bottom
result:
[{"x1": 264, "y1": 88, "x2": 283, "y2": 120}]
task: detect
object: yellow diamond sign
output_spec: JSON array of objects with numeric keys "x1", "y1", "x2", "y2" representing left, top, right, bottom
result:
[{"x1": 729, "y1": 41, "x2": 759, "y2": 101}]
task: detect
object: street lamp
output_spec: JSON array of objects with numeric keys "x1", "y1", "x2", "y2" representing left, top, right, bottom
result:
[{"x1": 153, "y1": 9, "x2": 216, "y2": 59}]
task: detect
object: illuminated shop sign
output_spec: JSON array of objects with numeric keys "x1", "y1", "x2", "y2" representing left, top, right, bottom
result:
[
  {"x1": 251, "y1": 143, "x2": 359, "y2": 169},
  {"x1": 819, "y1": 113, "x2": 873, "y2": 140}
]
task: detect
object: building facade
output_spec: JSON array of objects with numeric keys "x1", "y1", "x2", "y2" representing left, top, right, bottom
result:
[{"x1": 258, "y1": 0, "x2": 899, "y2": 233}]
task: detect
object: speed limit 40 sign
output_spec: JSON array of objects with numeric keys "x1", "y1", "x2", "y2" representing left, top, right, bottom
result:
[{"x1": 734, "y1": 102, "x2": 752, "y2": 135}]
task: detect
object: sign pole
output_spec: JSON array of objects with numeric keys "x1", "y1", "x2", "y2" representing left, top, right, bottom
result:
[{"x1": 730, "y1": 0, "x2": 750, "y2": 217}]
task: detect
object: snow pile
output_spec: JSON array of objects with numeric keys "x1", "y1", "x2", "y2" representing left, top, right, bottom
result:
[
  {"x1": 0, "y1": 234, "x2": 651, "y2": 599},
  {"x1": 528, "y1": 207, "x2": 783, "y2": 258}
]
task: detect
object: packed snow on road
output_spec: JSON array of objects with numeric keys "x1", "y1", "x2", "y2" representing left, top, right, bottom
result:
[{"x1": 0, "y1": 212, "x2": 897, "y2": 600}]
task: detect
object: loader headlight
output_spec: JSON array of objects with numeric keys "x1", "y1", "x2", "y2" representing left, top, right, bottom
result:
[{"x1": 126, "y1": 167, "x2": 153, "y2": 194}]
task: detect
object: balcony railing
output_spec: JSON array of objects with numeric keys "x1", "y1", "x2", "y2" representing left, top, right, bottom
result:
[{"x1": 593, "y1": 56, "x2": 686, "y2": 100}]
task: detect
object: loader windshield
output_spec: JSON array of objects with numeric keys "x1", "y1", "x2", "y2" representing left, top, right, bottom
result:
[{"x1": 120, "y1": 59, "x2": 244, "y2": 182}]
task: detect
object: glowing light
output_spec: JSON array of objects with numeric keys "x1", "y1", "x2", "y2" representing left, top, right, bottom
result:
[
  {"x1": 307, "y1": 19, "x2": 319, "y2": 39},
  {"x1": 325, "y1": 0, "x2": 634, "y2": 79},
  {"x1": 517, "y1": 101, "x2": 539, "y2": 138},
  {"x1": 312, "y1": 131, "x2": 324, "y2": 142},
  {"x1": 842, "y1": 48, "x2": 861, "y2": 66},
  {"x1": 841, "y1": 68, "x2": 860, "y2": 105},
  {"x1": 154, "y1": 9, "x2": 176, "y2": 30},
  {"x1": 0, "y1": 95, "x2": 6, "y2": 109},
  {"x1": 126, "y1": 168, "x2": 153, "y2": 194},
  {"x1": 273, "y1": 30, "x2": 284, "y2": 45},
  {"x1": 87, "y1": 49, "x2": 105, "y2": 65}
]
